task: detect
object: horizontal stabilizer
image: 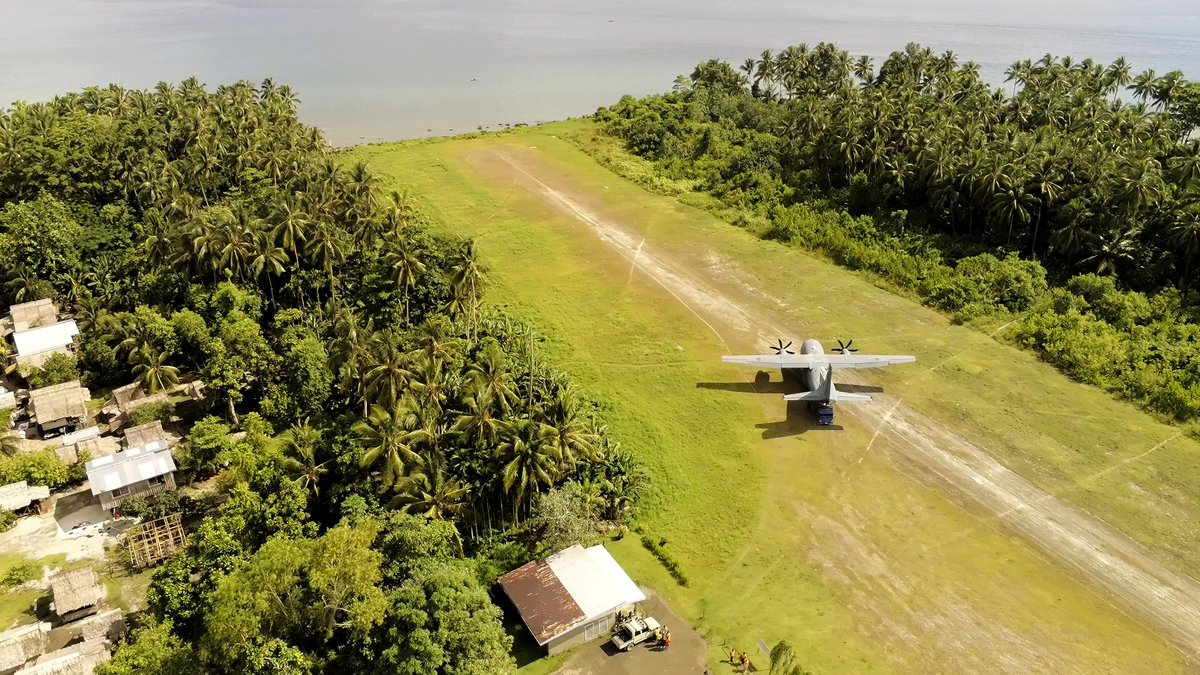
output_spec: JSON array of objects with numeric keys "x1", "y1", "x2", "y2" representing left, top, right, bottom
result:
[{"x1": 782, "y1": 390, "x2": 872, "y2": 403}]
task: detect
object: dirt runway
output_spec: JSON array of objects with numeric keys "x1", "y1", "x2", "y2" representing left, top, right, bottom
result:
[{"x1": 469, "y1": 147, "x2": 1200, "y2": 665}]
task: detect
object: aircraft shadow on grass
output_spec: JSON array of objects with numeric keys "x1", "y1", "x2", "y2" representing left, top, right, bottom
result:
[{"x1": 696, "y1": 370, "x2": 885, "y2": 437}]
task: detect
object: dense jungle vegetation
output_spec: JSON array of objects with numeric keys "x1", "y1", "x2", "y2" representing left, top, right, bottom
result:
[
  {"x1": 597, "y1": 43, "x2": 1200, "y2": 424},
  {"x1": 0, "y1": 80, "x2": 645, "y2": 673}
]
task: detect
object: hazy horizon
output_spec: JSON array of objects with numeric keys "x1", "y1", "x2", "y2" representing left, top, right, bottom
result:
[{"x1": 3, "y1": 0, "x2": 1199, "y2": 145}]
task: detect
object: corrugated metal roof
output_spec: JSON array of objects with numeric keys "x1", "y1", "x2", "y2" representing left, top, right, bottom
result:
[
  {"x1": 0, "y1": 481, "x2": 51, "y2": 511},
  {"x1": 85, "y1": 441, "x2": 175, "y2": 495},
  {"x1": 547, "y1": 545, "x2": 646, "y2": 619},
  {"x1": 498, "y1": 559, "x2": 585, "y2": 645},
  {"x1": 59, "y1": 426, "x2": 99, "y2": 447},
  {"x1": 13, "y1": 320, "x2": 78, "y2": 357},
  {"x1": 498, "y1": 544, "x2": 645, "y2": 645}
]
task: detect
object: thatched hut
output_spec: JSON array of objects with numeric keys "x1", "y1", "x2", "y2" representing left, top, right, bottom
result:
[
  {"x1": 0, "y1": 622, "x2": 51, "y2": 674},
  {"x1": 48, "y1": 569, "x2": 103, "y2": 624},
  {"x1": 27, "y1": 382, "x2": 90, "y2": 438}
]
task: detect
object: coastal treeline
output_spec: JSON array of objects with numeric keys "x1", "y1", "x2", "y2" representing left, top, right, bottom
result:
[
  {"x1": 0, "y1": 80, "x2": 645, "y2": 673},
  {"x1": 597, "y1": 43, "x2": 1200, "y2": 422}
]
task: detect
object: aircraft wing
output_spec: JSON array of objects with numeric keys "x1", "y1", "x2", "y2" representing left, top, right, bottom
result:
[
  {"x1": 823, "y1": 354, "x2": 916, "y2": 369},
  {"x1": 721, "y1": 354, "x2": 823, "y2": 369}
]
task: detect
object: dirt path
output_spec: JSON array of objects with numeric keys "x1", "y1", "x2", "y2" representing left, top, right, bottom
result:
[
  {"x1": 556, "y1": 590, "x2": 707, "y2": 675},
  {"x1": 469, "y1": 147, "x2": 1200, "y2": 665}
]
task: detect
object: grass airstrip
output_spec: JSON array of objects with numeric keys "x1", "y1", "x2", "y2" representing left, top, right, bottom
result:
[{"x1": 346, "y1": 121, "x2": 1200, "y2": 672}]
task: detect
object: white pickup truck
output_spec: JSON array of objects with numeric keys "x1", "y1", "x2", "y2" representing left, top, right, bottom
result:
[{"x1": 610, "y1": 616, "x2": 661, "y2": 651}]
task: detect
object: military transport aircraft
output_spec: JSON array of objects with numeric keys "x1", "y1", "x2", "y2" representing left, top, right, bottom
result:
[{"x1": 721, "y1": 339, "x2": 916, "y2": 425}]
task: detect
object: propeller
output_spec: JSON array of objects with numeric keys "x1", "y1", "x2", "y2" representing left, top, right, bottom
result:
[
  {"x1": 833, "y1": 339, "x2": 858, "y2": 354},
  {"x1": 770, "y1": 338, "x2": 794, "y2": 355}
]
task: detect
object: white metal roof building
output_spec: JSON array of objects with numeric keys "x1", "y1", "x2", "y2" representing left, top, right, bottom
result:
[
  {"x1": 86, "y1": 440, "x2": 175, "y2": 496},
  {"x1": 0, "y1": 481, "x2": 51, "y2": 512},
  {"x1": 12, "y1": 320, "x2": 79, "y2": 358},
  {"x1": 498, "y1": 544, "x2": 646, "y2": 654}
]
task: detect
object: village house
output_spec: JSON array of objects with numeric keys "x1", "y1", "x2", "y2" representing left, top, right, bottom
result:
[
  {"x1": 85, "y1": 437, "x2": 176, "y2": 513},
  {"x1": 0, "y1": 481, "x2": 51, "y2": 513},
  {"x1": 48, "y1": 568, "x2": 104, "y2": 624},
  {"x1": 7, "y1": 299, "x2": 57, "y2": 333},
  {"x1": 0, "y1": 623, "x2": 50, "y2": 675},
  {"x1": 26, "y1": 381, "x2": 90, "y2": 438},
  {"x1": 498, "y1": 544, "x2": 645, "y2": 655},
  {"x1": 6, "y1": 299, "x2": 79, "y2": 373},
  {"x1": 98, "y1": 382, "x2": 170, "y2": 431},
  {"x1": 121, "y1": 420, "x2": 168, "y2": 450},
  {"x1": 14, "y1": 639, "x2": 110, "y2": 675}
]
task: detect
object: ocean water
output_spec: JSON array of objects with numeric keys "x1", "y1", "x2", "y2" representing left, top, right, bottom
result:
[{"x1": 2, "y1": 0, "x2": 1198, "y2": 145}]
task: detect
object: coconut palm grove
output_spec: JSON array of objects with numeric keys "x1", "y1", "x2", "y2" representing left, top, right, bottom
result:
[
  {"x1": 0, "y1": 40, "x2": 1198, "y2": 674},
  {"x1": 600, "y1": 43, "x2": 1200, "y2": 422},
  {"x1": 0, "y1": 79, "x2": 644, "y2": 673}
]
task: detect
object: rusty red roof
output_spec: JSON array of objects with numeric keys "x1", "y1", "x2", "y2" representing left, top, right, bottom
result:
[{"x1": 498, "y1": 559, "x2": 585, "y2": 645}]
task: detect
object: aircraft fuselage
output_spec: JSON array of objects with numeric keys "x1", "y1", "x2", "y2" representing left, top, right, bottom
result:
[{"x1": 781, "y1": 338, "x2": 831, "y2": 399}]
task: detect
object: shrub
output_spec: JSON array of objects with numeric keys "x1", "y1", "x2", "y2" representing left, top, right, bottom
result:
[
  {"x1": 25, "y1": 353, "x2": 80, "y2": 389},
  {"x1": 0, "y1": 511, "x2": 15, "y2": 533},
  {"x1": 67, "y1": 451, "x2": 90, "y2": 484},
  {"x1": 0, "y1": 449, "x2": 69, "y2": 488},
  {"x1": 640, "y1": 534, "x2": 689, "y2": 586},
  {"x1": 128, "y1": 399, "x2": 176, "y2": 427},
  {"x1": 1, "y1": 563, "x2": 37, "y2": 588}
]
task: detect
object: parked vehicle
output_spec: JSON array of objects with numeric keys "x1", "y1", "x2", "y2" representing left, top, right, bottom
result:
[{"x1": 610, "y1": 616, "x2": 661, "y2": 651}]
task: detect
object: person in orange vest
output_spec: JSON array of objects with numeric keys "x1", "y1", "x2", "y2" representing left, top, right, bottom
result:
[{"x1": 740, "y1": 652, "x2": 749, "y2": 672}]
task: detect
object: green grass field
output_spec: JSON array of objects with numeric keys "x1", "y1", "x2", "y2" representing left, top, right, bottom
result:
[{"x1": 346, "y1": 121, "x2": 1200, "y2": 672}]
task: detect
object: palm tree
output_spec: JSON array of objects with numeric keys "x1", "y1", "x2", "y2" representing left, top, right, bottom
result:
[
  {"x1": 389, "y1": 456, "x2": 470, "y2": 521},
  {"x1": 331, "y1": 307, "x2": 374, "y2": 412},
  {"x1": 383, "y1": 243, "x2": 426, "y2": 324},
  {"x1": 281, "y1": 422, "x2": 328, "y2": 497},
  {"x1": 408, "y1": 357, "x2": 449, "y2": 415},
  {"x1": 249, "y1": 231, "x2": 288, "y2": 305},
  {"x1": 305, "y1": 222, "x2": 348, "y2": 299},
  {"x1": 447, "y1": 240, "x2": 484, "y2": 340},
  {"x1": 271, "y1": 194, "x2": 311, "y2": 257},
  {"x1": 353, "y1": 398, "x2": 429, "y2": 490},
  {"x1": 363, "y1": 333, "x2": 412, "y2": 409},
  {"x1": 853, "y1": 55, "x2": 874, "y2": 86},
  {"x1": 131, "y1": 347, "x2": 180, "y2": 394},
  {"x1": 1130, "y1": 69, "x2": 1157, "y2": 103},
  {"x1": 536, "y1": 388, "x2": 599, "y2": 469},
  {"x1": 1080, "y1": 227, "x2": 1141, "y2": 275},
  {"x1": 989, "y1": 183, "x2": 1035, "y2": 246},
  {"x1": 1170, "y1": 214, "x2": 1200, "y2": 293},
  {"x1": 452, "y1": 391, "x2": 502, "y2": 448},
  {"x1": 412, "y1": 318, "x2": 456, "y2": 368},
  {"x1": 466, "y1": 343, "x2": 519, "y2": 414},
  {"x1": 498, "y1": 418, "x2": 558, "y2": 521},
  {"x1": 1152, "y1": 70, "x2": 1186, "y2": 111}
]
